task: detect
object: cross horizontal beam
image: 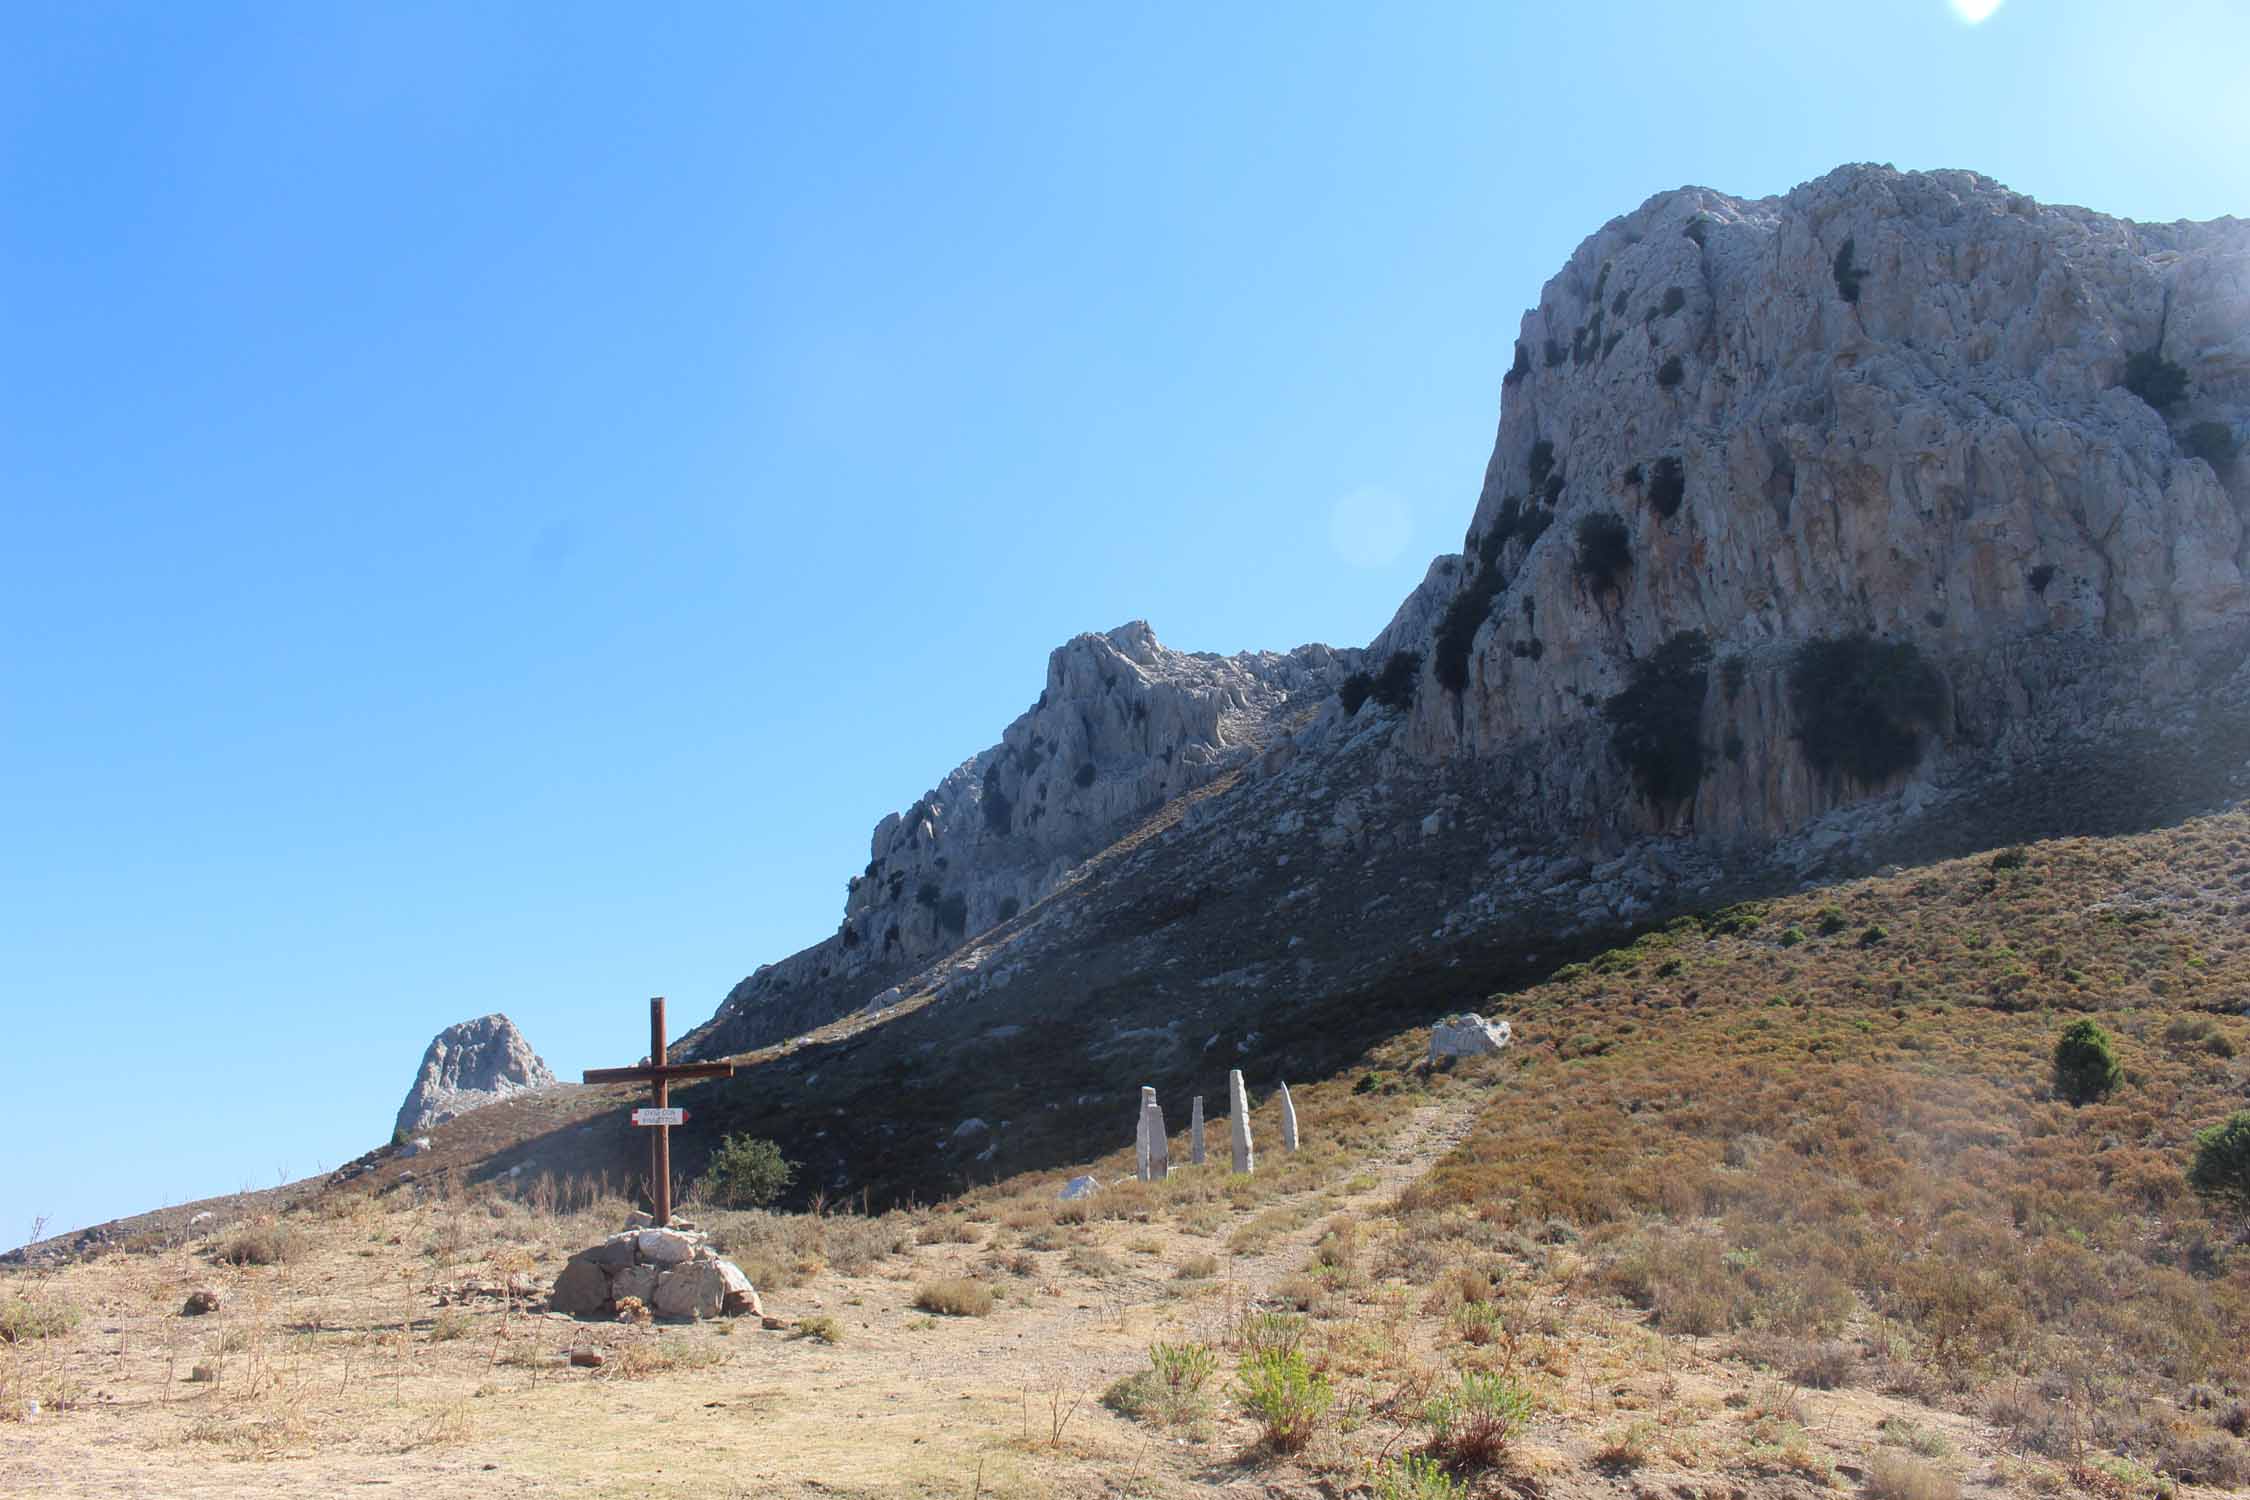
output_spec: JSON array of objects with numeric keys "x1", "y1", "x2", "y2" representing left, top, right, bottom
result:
[{"x1": 582, "y1": 1061, "x2": 737, "y2": 1086}]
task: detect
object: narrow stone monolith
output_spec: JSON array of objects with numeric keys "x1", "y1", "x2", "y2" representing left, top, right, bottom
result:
[
  {"x1": 1189, "y1": 1094, "x2": 1206, "y2": 1165},
  {"x1": 1228, "y1": 1069, "x2": 1253, "y2": 1174},
  {"x1": 1146, "y1": 1099, "x2": 1168, "y2": 1180},
  {"x1": 1279, "y1": 1081, "x2": 1299, "y2": 1152},
  {"x1": 1135, "y1": 1085, "x2": 1156, "y2": 1181}
]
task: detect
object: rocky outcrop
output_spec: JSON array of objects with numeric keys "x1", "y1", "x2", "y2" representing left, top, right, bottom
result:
[
  {"x1": 677, "y1": 165, "x2": 2250, "y2": 1099},
  {"x1": 394, "y1": 1014, "x2": 556, "y2": 1138},
  {"x1": 684, "y1": 623, "x2": 1354, "y2": 1055},
  {"x1": 1363, "y1": 164, "x2": 2248, "y2": 840}
]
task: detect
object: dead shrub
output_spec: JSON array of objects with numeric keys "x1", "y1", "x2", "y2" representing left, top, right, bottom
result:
[
  {"x1": 1865, "y1": 1451, "x2": 1961, "y2": 1500},
  {"x1": 217, "y1": 1221, "x2": 304, "y2": 1267},
  {"x1": 912, "y1": 1278, "x2": 994, "y2": 1317}
]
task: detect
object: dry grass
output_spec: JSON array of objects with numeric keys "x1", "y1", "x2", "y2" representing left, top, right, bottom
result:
[
  {"x1": 912, "y1": 1278, "x2": 995, "y2": 1317},
  {"x1": 1399, "y1": 811, "x2": 2250, "y2": 1486},
  {"x1": 1865, "y1": 1449, "x2": 1962, "y2": 1500}
]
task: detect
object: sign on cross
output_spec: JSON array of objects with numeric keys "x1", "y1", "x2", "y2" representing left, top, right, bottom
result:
[{"x1": 582, "y1": 997, "x2": 735, "y2": 1227}]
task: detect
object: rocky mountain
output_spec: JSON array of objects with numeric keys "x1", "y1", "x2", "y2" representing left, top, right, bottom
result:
[
  {"x1": 682, "y1": 624, "x2": 1354, "y2": 1056},
  {"x1": 394, "y1": 1014, "x2": 556, "y2": 1138},
  {"x1": 1372, "y1": 164, "x2": 2248, "y2": 839},
  {"x1": 679, "y1": 164, "x2": 2250, "y2": 1087}
]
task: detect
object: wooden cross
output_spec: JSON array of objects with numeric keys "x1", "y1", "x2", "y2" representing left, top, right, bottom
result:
[{"x1": 582, "y1": 996, "x2": 735, "y2": 1227}]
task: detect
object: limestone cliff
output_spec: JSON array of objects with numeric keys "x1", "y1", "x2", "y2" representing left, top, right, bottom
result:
[
  {"x1": 394, "y1": 1014, "x2": 555, "y2": 1138},
  {"x1": 685, "y1": 165, "x2": 2250, "y2": 1066},
  {"x1": 1365, "y1": 164, "x2": 2248, "y2": 839},
  {"x1": 684, "y1": 624, "x2": 1355, "y2": 1054}
]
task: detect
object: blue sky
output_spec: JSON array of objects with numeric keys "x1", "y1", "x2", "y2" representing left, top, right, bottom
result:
[{"x1": 4, "y1": 1, "x2": 2246, "y2": 1241}]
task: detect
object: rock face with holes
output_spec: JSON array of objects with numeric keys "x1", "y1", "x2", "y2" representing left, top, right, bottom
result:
[
  {"x1": 685, "y1": 623, "x2": 1355, "y2": 1056},
  {"x1": 393, "y1": 1014, "x2": 556, "y2": 1139},
  {"x1": 1357, "y1": 164, "x2": 2248, "y2": 843}
]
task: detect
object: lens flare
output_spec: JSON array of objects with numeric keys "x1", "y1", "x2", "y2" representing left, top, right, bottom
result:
[
  {"x1": 1328, "y1": 487, "x2": 1412, "y2": 570},
  {"x1": 1948, "y1": 0, "x2": 2003, "y2": 22}
]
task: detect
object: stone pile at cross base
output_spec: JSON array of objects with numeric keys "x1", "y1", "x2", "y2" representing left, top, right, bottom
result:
[{"x1": 548, "y1": 1219, "x2": 763, "y2": 1322}]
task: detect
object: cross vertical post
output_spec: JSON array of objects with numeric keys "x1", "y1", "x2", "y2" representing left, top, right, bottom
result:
[
  {"x1": 650, "y1": 996, "x2": 671, "y2": 1227},
  {"x1": 582, "y1": 995, "x2": 737, "y2": 1227}
]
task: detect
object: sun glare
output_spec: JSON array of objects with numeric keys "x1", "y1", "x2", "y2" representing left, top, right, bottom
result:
[{"x1": 1948, "y1": 0, "x2": 2004, "y2": 22}]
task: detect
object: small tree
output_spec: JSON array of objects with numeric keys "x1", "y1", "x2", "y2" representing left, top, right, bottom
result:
[
  {"x1": 1338, "y1": 671, "x2": 1373, "y2": 716},
  {"x1": 701, "y1": 1134, "x2": 797, "y2": 1207},
  {"x1": 2052, "y1": 1019, "x2": 2122, "y2": 1105},
  {"x1": 2188, "y1": 1112, "x2": 2250, "y2": 1203},
  {"x1": 1370, "y1": 650, "x2": 1421, "y2": 712}
]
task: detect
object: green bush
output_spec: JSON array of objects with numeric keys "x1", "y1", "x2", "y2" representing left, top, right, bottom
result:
[
  {"x1": 933, "y1": 892, "x2": 968, "y2": 935},
  {"x1": 2187, "y1": 1111, "x2": 2250, "y2": 1203},
  {"x1": 1656, "y1": 354, "x2": 1684, "y2": 388},
  {"x1": 701, "y1": 1134, "x2": 798, "y2": 1207},
  {"x1": 1373, "y1": 1455, "x2": 1463, "y2": 1499},
  {"x1": 1527, "y1": 439, "x2": 1555, "y2": 491},
  {"x1": 2123, "y1": 347, "x2": 2189, "y2": 414},
  {"x1": 1832, "y1": 237, "x2": 1865, "y2": 304},
  {"x1": 2052, "y1": 1019, "x2": 2122, "y2": 1105},
  {"x1": 1647, "y1": 455, "x2": 1685, "y2": 518},
  {"x1": 1602, "y1": 630, "x2": 1712, "y2": 804},
  {"x1": 1575, "y1": 513, "x2": 1632, "y2": 592},
  {"x1": 1424, "y1": 1370, "x2": 1535, "y2": 1468},
  {"x1": 0, "y1": 1296, "x2": 82, "y2": 1344},
  {"x1": 1434, "y1": 570, "x2": 1505, "y2": 695},
  {"x1": 1660, "y1": 285, "x2": 1686, "y2": 317},
  {"x1": 1788, "y1": 634, "x2": 1945, "y2": 785},
  {"x1": 1339, "y1": 671, "x2": 1373, "y2": 716},
  {"x1": 1370, "y1": 651, "x2": 1421, "y2": 712},
  {"x1": 1237, "y1": 1347, "x2": 1332, "y2": 1452},
  {"x1": 2185, "y1": 421, "x2": 2238, "y2": 468}
]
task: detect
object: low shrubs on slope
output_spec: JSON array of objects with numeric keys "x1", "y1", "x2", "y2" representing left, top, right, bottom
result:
[{"x1": 1401, "y1": 811, "x2": 2250, "y2": 1480}]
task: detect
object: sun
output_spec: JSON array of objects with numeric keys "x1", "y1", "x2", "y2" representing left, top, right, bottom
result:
[{"x1": 1948, "y1": 0, "x2": 2004, "y2": 22}]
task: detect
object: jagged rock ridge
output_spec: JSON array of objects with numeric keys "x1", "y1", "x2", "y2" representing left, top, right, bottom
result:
[
  {"x1": 684, "y1": 623, "x2": 1355, "y2": 1055},
  {"x1": 686, "y1": 164, "x2": 2250, "y2": 1069},
  {"x1": 394, "y1": 1014, "x2": 556, "y2": 1138}
]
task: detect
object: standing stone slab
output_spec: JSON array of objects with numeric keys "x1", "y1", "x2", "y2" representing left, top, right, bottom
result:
[
  {"x1": 1189, "y1": 1094, "x2": 1206, "y2": 1165},
  {"x1": 1228, "y1": 1069, "x2": 1254, "y2": 1174},
  {"x1": 1279, "y1": 1082, "x2": 1299, "y2": 1153},
  {"x1": 1145, "y1": 1099, "x2": 1168, "y2": 1180},
  {"x1": 1135, "y1": 1085, "x2": 1156, "y2": 1182}
]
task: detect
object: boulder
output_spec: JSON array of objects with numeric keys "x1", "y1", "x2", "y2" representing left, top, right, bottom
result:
[
  {"x1": 636, "y1": 1229, "x2": 698, "y2": 1267},
  {"x1": 181, "y1": 1288, "x2": 222, "y2": 1316},
  {"x1": 1059, "y1": 1174, "x2": 1101, "y2": 1200},
  {"x1": 610, "y1": 1263, "x2": 659, "y2": 1306},
  {"x1": 549, "y1": 1258, "x2": 611, "y2": 1317},
  {"x1": 1430, "y1": 1013, "x2": 1512, "y2": 1061},
  {"x1": 653, "y1": 1258, "x2": 754, "y2": 1320},
  {"x1": 577, "y1": 1234, "x2": 639, "y2": 1271}
]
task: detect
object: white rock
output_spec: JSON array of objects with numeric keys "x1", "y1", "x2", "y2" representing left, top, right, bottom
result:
[
  {"x1": 1188, "y1": 1095, "x2": 1206, "y2": 1165},
  {"x1": 652, "y1": 1258, "x2": 747, "y2": 1320},
  {"x1": 1429, "y1": 1014, "x2": 1513, "y2": 1061},
  {"x1": 1279, "y1": 1082, "x2": 1300, "y2": 1153},
  {"x1": 1228, "y1": 1069, "x2": 1254, "y2": 1175},
  {"x1": 953, "y1": 1117, "x2": 988, "y2": 1138},
  {"x1": 1059, "y1": 1175, "x2": 1101, "y2": 1201},
  {"x1": 392, "y1": 1013, "x2": 556, "y2": 1138},
  {"x1": 636, "y1": 1229, "x2": 698, "y2": 1267}
]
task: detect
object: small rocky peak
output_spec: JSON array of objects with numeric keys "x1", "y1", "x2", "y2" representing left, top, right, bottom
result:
[{"x1": 394, "y1": 1013, "x2": 556, "y2": 1139}]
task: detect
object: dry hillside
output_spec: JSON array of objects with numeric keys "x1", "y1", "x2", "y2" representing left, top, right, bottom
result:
[{"x1": 6, "y1": 808, "x2": 2248, "y2": 1498}]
